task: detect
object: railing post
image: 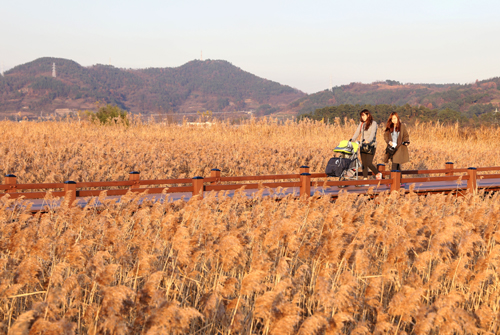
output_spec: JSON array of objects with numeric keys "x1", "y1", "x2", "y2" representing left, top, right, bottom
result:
[
  {"x1": 300, "y1": 173, "x2": 311, "y2": 198},
  {"x1": 467, "y1": 167, "x2": 477, "y2": 193},
  {"x1": 377, "y1": 164, "x2": 385, "y2": 179},
  {"x1": 445, "y1": 162, "x2": 454, "y2": 176},
  {"x1": 390, "y1": 170, "x2": 401, "y2": 192},
  {"x1": 5, "y1": 174, "x2": 17, "y2": 193},
  {"x1": 64, "y1": 181, "x2": 77, "y2": 205},
  {"x1": 210, "y1": 169, "x2": 221, "y2": 185},
  {"x1": 129, "y1": 171, "x2": 140, "y2": 189},
  {"x1": 192, "y1": 176, "x2": 204, "y2": 199},
  {"x1": 300, "y1": 165, "x2": 310, "y2": 174}
]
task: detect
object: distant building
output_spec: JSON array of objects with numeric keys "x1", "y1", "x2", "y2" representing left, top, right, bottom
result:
[
  {"x1": 55, "y1": 108, "x2": 74, "y2": 115},
  {"x1": 186, "y1": 121, "x2": 214, "y2": 127}
]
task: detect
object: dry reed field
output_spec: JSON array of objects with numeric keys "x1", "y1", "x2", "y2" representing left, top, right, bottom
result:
[
  {"x1": 1, "y1": 118, "x2": 500, "y2": 184},
  {"x1": 1, "y1": 119, "x2": 500, "y2": 334}
]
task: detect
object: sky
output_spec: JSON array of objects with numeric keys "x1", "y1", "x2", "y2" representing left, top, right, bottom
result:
[{"x1": 1, "y1": 0, "x2": 499, "y2": 93}]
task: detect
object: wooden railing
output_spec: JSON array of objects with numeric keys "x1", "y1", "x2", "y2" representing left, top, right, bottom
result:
[{"x1": 1, "y1": 163, "x2": 500, "y2": 205}]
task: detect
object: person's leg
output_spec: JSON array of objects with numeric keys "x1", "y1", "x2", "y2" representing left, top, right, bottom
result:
[
  {"x1": 364, "y1": 153, "x2": 378, "y2": 177},
  {"x1": 360, "y1": 153, "x2": 369, "y2": 178},
  {"x1": 391, "y1": 163, "x2": 400, "y2": 171}
]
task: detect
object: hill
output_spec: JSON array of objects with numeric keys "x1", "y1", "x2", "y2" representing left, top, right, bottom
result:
[
  {"x1": 3, "y1": 58, "x2": 499, "y2": 121},
  {"x1": 0, "y1": 57, "x2": 305, "y2": 118},
  {"x1": 285, "y1": 79, "x2": 500, "y2": 118}
]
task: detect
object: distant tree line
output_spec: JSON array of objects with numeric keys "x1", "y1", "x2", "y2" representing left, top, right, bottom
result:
[
  {"x1": 299, "y1": 103, "x2": 500, "y2": 126},
  {"x1": 291, "y1": 77, "x2": 500, "y2": 117}
]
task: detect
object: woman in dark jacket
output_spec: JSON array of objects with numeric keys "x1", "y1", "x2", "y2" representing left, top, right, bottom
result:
[{"x1": 383, "y1": 112, "x2": 410, "y2": 171}]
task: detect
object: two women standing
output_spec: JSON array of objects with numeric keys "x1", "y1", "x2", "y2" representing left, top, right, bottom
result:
[{"x1": 350, "y1": 109, "x2": 410, "y2": 180}]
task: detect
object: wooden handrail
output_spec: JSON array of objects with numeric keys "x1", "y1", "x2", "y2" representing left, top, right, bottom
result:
[
  {"x1": 401, "y1": 168, "x2": 468, "y2": 175},
  {"x1": 324, "y1": 179, "x2": 392, "y2": 187},
  {"x1": 403, "y1": 175, "x2": 469, "y2": 183},
  {"x1": 5, "y1": 191, "x2": 66, "y2": 199},
  {"x1": 3, "y1": 164, "x2": 500, "y2": 205},
  {"x1": 476, "y1": 166, "x2": 500, "y2": 172},
  {"x1": 477, "y1": 174, "x2": 500, "y2": 180},
  {"x1": 205, "y1": 181, "x2": 301, "y2": 192},
  {"x1": 309, "y1": 173, "x2": 328, "y2": 178},
  {"x1": 217, "y1": 174, "x2": 301, "y2": 182},
  {"x1": 0, "y1": 182, "x2": 65, "y2": 190}
]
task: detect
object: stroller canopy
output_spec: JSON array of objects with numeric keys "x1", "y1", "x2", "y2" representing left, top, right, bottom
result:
[{"x1": 334, "y1": 140, "x2": 359, "y2": 155}]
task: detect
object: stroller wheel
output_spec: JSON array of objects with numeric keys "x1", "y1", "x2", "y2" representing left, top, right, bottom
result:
[{"x1": 338, "y1": 178, "x2": 348, "y2": 188}]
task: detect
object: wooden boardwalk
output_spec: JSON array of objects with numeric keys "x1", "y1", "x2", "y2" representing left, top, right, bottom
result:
[{"x1": 2, "y1": 163, "x2": 500, "y2": 212}]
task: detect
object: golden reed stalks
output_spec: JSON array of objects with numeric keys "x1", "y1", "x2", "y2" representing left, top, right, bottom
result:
[
  {"x1": 0, "y1": 118, "x2": 499, "y2": 184},
  {"x1": 1, "y1": 119, "x2": 500, "y2": 334}
]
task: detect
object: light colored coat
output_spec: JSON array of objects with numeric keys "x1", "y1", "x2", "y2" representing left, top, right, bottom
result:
[
  {"x1": 351, "y1": 121, "x2": 378, "y2": 147},
  {"x1": 383, "y1": 123, "x2": 410, "y2": 164}
]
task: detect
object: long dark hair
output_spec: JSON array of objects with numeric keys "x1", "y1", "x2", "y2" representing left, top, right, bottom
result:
[
  {"x1": 385, "y1": 112, "x2": 401, "y2": 132},
  {"x1": 360, "y1": 109, "x2": 373, "y2": 131}
]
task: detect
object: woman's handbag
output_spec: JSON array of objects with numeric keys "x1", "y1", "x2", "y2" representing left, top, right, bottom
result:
[
  {"x1": 359, "y1": 123, "x2": 376, "y2": 155},
  {"x1": 360, "y1": 142, "x2": 376, "y2": 155},
  {"x1": 385, "y1": 144, "x2": 397, "y2": 157}
]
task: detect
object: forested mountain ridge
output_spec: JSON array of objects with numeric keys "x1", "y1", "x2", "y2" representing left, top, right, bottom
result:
[
  {"x1": 2, "y1": 57, "x2": 499, "y2": 121},
  {"x1": 286, "y1": 79, "x2": 500, "y2": 118},
  {"x1": 0, "y1": 57, "x2": 305, "y2": 117}
]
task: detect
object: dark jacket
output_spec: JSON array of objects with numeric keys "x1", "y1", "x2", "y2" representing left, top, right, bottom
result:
[{"x1": 383, "y1": 123, "x2": 409, "y2": 164}]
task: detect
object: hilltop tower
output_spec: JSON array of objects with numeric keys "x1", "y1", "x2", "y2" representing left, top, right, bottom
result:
[
  {"x1": 52, "y1": 63, "x2": 56, "y2": 78},
  {"x1": 201, "y1": 50, "x2": 203, "y2": 61}
]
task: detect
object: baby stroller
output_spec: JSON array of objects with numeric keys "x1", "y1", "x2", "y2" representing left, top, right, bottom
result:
[{"x1": 325, "y1": 140, "x2": 360, "y2": 181}]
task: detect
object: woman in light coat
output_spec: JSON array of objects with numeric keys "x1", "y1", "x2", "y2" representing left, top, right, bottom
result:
[
  {"x1": 350, "y1": 109, "x2": 382, "y2": 181},
  {"x1": 383, "y1": 112, "x2": 410, "y2": 171}
]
